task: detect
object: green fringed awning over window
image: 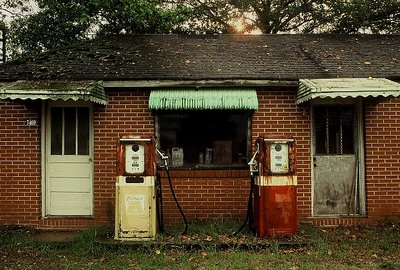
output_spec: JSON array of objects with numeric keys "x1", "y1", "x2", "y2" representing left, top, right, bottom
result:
[
  {"x1": 149, "y1": 89, "x2": 258, "y2": 110},
  {"x1": 0, "y1": 80, "x2": 107, "y2": 105}
]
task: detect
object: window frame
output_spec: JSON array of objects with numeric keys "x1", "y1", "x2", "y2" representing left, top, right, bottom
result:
[{"x1": 154, "y1": 110, "x2": 253, "y2": 170}]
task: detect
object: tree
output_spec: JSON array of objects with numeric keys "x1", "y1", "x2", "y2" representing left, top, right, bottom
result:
[
  {"x1": 176, "y1": 0, "x2": 331, "y2": 34},
  {"x1": 177, "y1": 0, "x2": 242, "y2": 34},
  {"x1": 5, "y1": 0, "x2": 400, "y2": 58},
  {"x1": 95, "y1": 0, "x2": 191, "y2": 35},
  {"x1": 7, "y1": 0, "x2": 191, "y2": 57},
  {"x1": 178, "y1": 0, "x2": 400, "y2": 34},
  {"x1": 326, "y1": 0, "x2": 400, "y2": 34},
  {"x1": 230, "y1": 0, "x2": 330, "y2": 33},
  {"x1": 0, "y1": 0, "x2": 34, "y2": 20}
]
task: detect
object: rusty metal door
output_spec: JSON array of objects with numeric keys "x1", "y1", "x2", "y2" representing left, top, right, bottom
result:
[
  {"x1": 313, "y1": 155, "x2": 357, "y2": 215},
  {"x1": 312, "y1": 105, "x2": 359, "y2": 216}
]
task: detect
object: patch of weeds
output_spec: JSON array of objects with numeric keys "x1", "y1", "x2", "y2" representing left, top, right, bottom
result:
[
  {"x1": 70, "y1": 227, "x2": 108, "y2": 256},
  {"x1": 0, "y1": 225, "x2": 39, "y2": 249},
  {"x1": 379, "y1": 261, "x2": 399, "y2": 270},
  {"x1": 165, "y1": 218, "x2": 245, "y2": 237}
]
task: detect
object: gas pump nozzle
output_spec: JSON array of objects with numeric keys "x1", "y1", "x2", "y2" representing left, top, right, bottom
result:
[
  {"x1": 156, "y1": 149, "x2": 169, "y2": 169},
  {"x1": 248, "y1": 143, "x2": 259, "y2": 176}
]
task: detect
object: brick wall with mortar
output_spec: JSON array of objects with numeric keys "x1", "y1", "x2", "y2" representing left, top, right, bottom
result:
[
  {"x1": 364, "y1": 98, "x2": 400, "y2": 221},
  {"x1": 1, "y1": 88, "x2": 400, "y2": 229},
  {"x1": 0, "y1": 100, "x2": 41, "y2": 227},
  {"x1": 253, "y1": 88, "x2": 312, "y2": 222}
]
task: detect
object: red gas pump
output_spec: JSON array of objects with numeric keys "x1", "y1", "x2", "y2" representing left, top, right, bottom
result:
[
  {"x1": 115, "y1": 136, "x2": 157, "y2": 241},
  {"x1": 253, "y1": 135, "x2": 298, "y2": 237}
]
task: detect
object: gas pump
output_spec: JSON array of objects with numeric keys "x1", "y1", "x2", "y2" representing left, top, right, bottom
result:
[
  {"x1": 115, "y1": 136, "x2": 157, "y2": 241},
  {"x1": 253, "y1": 135, "x2": 298, "y2": 237}
]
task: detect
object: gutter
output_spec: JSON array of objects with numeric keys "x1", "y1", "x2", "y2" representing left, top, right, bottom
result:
[{"x1": 103, "y1": 79, "x2": 299, "y2": 88}]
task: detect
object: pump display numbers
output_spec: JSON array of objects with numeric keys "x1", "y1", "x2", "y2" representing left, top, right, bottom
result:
[
  {"x1": 270, "y1": 143, "x2": 289, "y2": 174},
  {"x1": 125, "y1": 144, "x2": 145, "y2": 174}
]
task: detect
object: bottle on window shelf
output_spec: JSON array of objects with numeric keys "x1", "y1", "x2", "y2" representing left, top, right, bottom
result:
[
  {"x1": 205, "y1": 148, "x2": 213, "y2": 165},
  {"x1": 199, "y1": 152, "x2": 204, "y2": 164}
]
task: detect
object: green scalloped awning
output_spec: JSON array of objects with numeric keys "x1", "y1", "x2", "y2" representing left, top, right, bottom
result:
[
  {"x1": 149, "y1": 89, "x2": 258, "y2": 110},
  {"x1": 296, "y1": 78, "x2": 400, "y2": 104},
  {"x1": 0, "y1": 80, "x2": 107, "y2": 105}
]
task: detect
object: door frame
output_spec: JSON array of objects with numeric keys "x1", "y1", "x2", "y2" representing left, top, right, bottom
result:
[
  {"x1": 310, "y1": 98, "x2": 366, "y2": 217},
  {"x1": 41, "y1": 100, "x2": 94, "y2": 217}
]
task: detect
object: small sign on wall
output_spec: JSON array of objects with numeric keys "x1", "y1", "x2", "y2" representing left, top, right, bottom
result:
[{"x1": 26, "y1": 119, "x2": 37, "y2": 126}]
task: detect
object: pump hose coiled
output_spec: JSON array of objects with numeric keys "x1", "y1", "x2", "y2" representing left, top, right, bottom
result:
[
  {"x1": 166, "y1": 167, "x2": 189, "y2": 235},
  {"x1": 234, "y1": 173, "x2": 255, "y2": 236}
]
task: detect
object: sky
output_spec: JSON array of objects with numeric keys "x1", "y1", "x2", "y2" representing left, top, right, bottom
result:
[{"x1": 0, "y1": 0, "x2": 38, "y2": 25}]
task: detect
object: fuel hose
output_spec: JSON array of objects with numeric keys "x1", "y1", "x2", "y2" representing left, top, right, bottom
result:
[
  {"x1": 234, "y1": 173, "x2": 255, "y2": 236},
  {"x1": 156, "y1": 172, "x2": 164, "y2": 233},
  {"x1": 165, "y1": 167, "x2": 189, "y2": 235}
]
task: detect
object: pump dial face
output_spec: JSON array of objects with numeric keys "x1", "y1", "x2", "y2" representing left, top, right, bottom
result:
[
  {"x1": 270, "y1": 143, "x2": 289, "y2": 174},
  {"x1": 274, "y1": 144, "x2": 282, "y2": 152},
  {"x1": 125, "y1": 144, "x2": 145, "y2": 174},
  {"x1": 132, "y1": 144, "x2": 140, "y2": 152}
]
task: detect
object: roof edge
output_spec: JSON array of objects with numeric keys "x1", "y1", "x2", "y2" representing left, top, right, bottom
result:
[{"x1": 103, "y1": 79, "x2": 298, "y2": 88}]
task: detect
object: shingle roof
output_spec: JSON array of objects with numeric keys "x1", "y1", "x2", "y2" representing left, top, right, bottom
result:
[{"x1": 0, "y1": 34, "x2": 399, "y2": 82}]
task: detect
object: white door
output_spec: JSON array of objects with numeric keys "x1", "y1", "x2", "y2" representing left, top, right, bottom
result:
[{"x1": 46, "y1": 102, "x2": 93, "y2": 216}]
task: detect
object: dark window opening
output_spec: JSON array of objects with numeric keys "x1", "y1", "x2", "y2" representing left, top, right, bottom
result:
[
  {"x1": 50, "y1": 106, "x2": 90, "y2": 156},
  {"x1": 157, "y1": 110, "x2": 251, "y2": 168},
  {"x1": 314, "y1": 105, "x2": 355, "y2": 155},
  {"x1": 51, "y1": 107, "x2": 62, "y2": 155}
]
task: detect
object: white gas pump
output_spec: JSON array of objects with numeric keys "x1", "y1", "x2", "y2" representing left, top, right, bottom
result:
[{"x1": 114, "y1": 136, "x2": 157, "y2": 241}]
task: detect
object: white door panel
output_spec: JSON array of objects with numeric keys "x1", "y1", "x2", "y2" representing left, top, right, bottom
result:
[
  {"x1": 50, "y1": 192, "x2": 92, "y2": 215},
  {"x1": 49, "y1": 162, "x2": 91, "y2": 178},
  {"x1": 49, "y1": 177, "x2": 92, "y2": 192},
  {"x1": 46, "y1": 102, "x2": 93, "y2": 216}
]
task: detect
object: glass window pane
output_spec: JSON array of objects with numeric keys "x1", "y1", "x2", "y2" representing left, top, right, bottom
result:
[
  {"x1": 78, "y1": 107, "x2": 90, "y2": 155},
  {"x1": 64, "y1": 107, "x2": 76, "y2": 155},
  {"x1": 158, "y1": 110, "x2": 248, "y2": 167},
  {"x1": 51, "y1": 107, "x2": 62, "y2": 155}
]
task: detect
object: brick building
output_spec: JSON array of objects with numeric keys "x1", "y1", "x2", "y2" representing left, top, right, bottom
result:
[{"x1": 0, "y1": 34, "x2": 400, "y2": 230}]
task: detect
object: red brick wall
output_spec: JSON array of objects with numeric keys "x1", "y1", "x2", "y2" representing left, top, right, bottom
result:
[
  {"x1": 159, "y1": 170, "x2": 250, "y2": 223},
  {"x1": 252, "y1": 88, "x2": 312, "y2": 221},
  {"x1": 92, "y1": 89, "x2": 155, "y2": 226},
  {"x1": 365, "y1": 98, "x2": 400, "y2": 221},
  {"x1": 2, "y1": 88, "x2": 400, "y2": 230},
  {"x1": 0, "y1": 100, "x2": 41, "y2": 227}
]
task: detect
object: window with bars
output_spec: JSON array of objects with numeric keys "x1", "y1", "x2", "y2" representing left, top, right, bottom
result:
[{"x1": 314, "y1": 105, "x2": 355, "y2": 155}]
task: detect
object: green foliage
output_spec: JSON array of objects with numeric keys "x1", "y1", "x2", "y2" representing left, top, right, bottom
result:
[
  {"x1": 231, "y1": 0, "x2": 331, "y2": 33},
  {"x1": 6, "y1": 0, "x2": 191, "y2": 57},
  {"x1": 9, "y1": 1, "x2": 97, "y2": 57},
  {"x1": 4, "y1": 0, "x2": 400, "y2": 58},
  {"x1": 178, "y1": 0, "x2": 242, "y2": 34},
  {"x1": 326, "y1": 0, "x2": 400, "y2": 34},
  {"x1": 179, "y1": 0, "x2": 400, "y2": 34},
  {"x1": 95, "y1": 0, "x2": 191, "y2": 35}
]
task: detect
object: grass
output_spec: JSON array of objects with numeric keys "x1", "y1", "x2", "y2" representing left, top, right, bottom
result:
[{"x1": 0, "y1": 221, "x2": 399, "y2": 269}]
